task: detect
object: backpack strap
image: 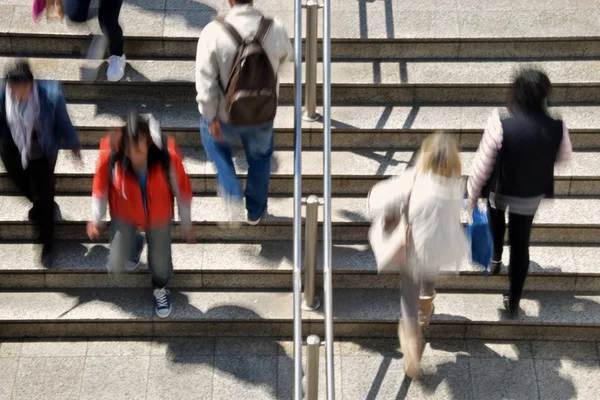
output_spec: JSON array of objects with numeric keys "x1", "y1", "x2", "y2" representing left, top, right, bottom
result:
[
  {"x1": 255, "y1": 17, "x2": 273, "y2": 43},
  {"x1": 214, "y1": 16, "x2": 243, "y2": 46}
]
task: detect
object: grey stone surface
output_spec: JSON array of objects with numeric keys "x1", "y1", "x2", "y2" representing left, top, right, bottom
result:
[
  {"x1": 212, "y1": 355, "x2": 278, "y2": 400},
  {"x1": 0, "y1": 357, "x2": 18, "y2": 399},
  {"x1": 151, "y1": 337, "x2": 215, "y2": 357},
  {"x1": 215, "y1": 337, "x2": 278, "y2": 356},
  {"x1": 276, "y1": 354, "x2": 342, "y2": 400},
  {"x1": 532, "y1": 340, "x2": 599, "y2": 361},
  {"x1": 470, "y1": 358, "x2": 539, "y2": 400},
  {"x1": 535, "y1": 359, "x2": 600, "y2": 400},
  {"x1": 20, "y1": 339, "x2": 88, "y2": 357},
  {"x1": 0, "y1": 340, "x2": 21, "y2": 357},
  {"x1": 13, "y1": 357, "x2": 85, "y2": 400},
  {"x1": 0, "y1": 289, "x2": 153, "y2": 320},
  {"x1": 147, "y1": 355, "x2": 214, "y2": 400},
  {"x1": 467, "y1": 340, "x2": 533, "y2": 360},
  {"x1": 340, "y1": 355, "x2": 406, "y2": 398},
  {"x1": 163, "y1": 10, "x2": 215, "y2": 38},
  {"x1": 87, "y1": 338, "x2": 153, "y2": 356},
  {"x1": 80, "y1": 356, "x2": 150, "y2": 400}
]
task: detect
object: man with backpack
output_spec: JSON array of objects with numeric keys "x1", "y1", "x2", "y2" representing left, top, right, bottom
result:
[
  {"x1": 195, "y1": 0, "x2": 293, "y2": 225},
  {"x1": 86, "y1": 112, "x2": 194, "y2": 318}
]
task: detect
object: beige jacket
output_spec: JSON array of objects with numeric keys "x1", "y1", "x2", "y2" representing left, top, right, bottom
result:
[{"x1": 195, "y1": 5, "x2": 294, "y2": 123}]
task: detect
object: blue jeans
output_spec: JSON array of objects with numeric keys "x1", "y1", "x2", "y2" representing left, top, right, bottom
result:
[
  {"x1": 200, "y1": 117, "x2": 274, "y2": 221},
  {"x1": 108, "y1": 220, "x2": 173, "y2": 288}
]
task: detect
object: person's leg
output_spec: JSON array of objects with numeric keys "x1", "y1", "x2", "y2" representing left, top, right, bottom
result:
[
  {"x1": 399, "y1": 276, "x2": 423, "y2": 378},
  {"x1": 98, "y1": 0, "x2": 124, "y2": 57},
  {"x1": 506, "y1": 212, "x2": 534, "y2": 314},
  {"x1": 487, "y1": 200, "x2": 506, "y2": 274},
  {"x1": 0, "y1": 131, "x2": 33, "y2": 201},
  {"x1": 108, "y1": 220, "x2": 138, "y2": 274},
  {"x1": 146, "y1": 224, "x2": 173, "y2": 289},
  {"x1": 200, "y1": 117, "x2": 244, "y2": 209},
  {"x1": 419, "y1": 279, "x2": 437, "y2": 325},
  {"x1": 28, "y1": 158, "x2": 56, "y2": 264},
  {"x1": 146, "y1": 224, "x2": 173, "y2": 318},
  {"x1": 64, "y1": 0, "x2": 92, "y2": 22},
  {"x1": 240, "y1": 122, "x2": 274, "y2": 222}
]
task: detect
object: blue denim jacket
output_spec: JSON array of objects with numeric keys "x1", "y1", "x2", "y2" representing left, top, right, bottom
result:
[{"x1": 0, "y1": 80, "x2": 79, "y2": 165}]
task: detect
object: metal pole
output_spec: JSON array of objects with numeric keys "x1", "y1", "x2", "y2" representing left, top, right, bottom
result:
[
  {"x1": 305, "y1": 335, "x2": 321, "y2": 400},
  {"x1": 302, "y1": 195, "x2": 320, "y2": 311},
  {"x1": 293, "y1": 0, "x2": 304, "y2": 398},
  {"x1": 322, "y1": 0, "x2": 335, "y2": 399},
  {"x1": 303, "y1": 0, "x2": 320, "y2": 122}
]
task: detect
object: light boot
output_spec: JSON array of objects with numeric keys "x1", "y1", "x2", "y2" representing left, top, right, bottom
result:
[
  {"x1": 418, "y1": 293, "x2": 436, "y2": 326},
  {"x1": 398, "y1": 320, "x2": 424, "y2": 379}
]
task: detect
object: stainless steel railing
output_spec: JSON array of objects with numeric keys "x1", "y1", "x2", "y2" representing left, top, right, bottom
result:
[
  {"x1": 292, "y1": 0, "x2": 305, "y2": 398},
  {"x1": 321, "y1": 0, "x2": 335, "y2": 397},
  {"x1": 293, "y1": 0, "x2": 335, "y2": 399}
]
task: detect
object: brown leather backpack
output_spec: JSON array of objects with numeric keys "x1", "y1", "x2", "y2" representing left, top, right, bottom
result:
[{"x1": 215, "y1": 17, "x2": 278, "y2": 127}]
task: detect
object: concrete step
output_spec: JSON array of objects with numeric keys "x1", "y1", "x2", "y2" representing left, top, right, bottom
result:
[
  {"x1": 14, "y1": 57, "x2": 600, "y2": 102},
  {"x1": 0, "y1": 195, "x2": 598, "y2": 243},
  {"x1": 4, "y1": 4, "x2": 600, "y2": 58},
  {"x1": 54, "y1": 101, "x2": 600, "y2": 149},
  {"x1": 1, "y1": 242, "x2": 598, "y2": 292},
  {"x1": 1, "y1": 289, "x2": 599, "y2": 340},
  {"x1": 0, "y1": 149, "x2": 596, "y2": 196}
]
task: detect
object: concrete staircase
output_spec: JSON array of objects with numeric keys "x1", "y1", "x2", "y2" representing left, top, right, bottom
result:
[{"x1": 1, "y1": 2, "x2": 600, "y2": 343}]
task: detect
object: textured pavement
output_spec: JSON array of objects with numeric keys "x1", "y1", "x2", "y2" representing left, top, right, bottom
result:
[{"x1": 1, "y1": 337, "x2": 599, "y2": 399}]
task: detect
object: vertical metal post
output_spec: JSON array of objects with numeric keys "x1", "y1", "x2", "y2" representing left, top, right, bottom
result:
[
  {"x1": 305, "y1": 335, "x2": 321, "y2": 400},
  {"x1": 302, "y1": 195, "x2": 320, "y2": 311},
  {"x1": 303, "y1": 0, "x2": 320, "y2": 122},
  {"x1": 293, "y1": 0, "x2": 304, "y2": 398},
  {"x1": 322, "y1": 0, "x2": 335, "y2": 399}
]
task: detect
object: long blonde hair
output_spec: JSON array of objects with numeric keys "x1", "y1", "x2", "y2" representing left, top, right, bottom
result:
[{"x1": 415, "y1": 133, "x2": 461, "y2": 178}]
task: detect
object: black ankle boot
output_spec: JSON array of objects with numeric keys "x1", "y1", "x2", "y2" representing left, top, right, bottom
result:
[{"x1": 491, "y1": 260, "x2": 502, "y2": 275}]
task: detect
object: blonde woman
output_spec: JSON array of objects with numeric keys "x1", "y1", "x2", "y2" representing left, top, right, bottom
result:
[{"x1": 369, "y1": 133, "x2": 469, "y2": 378}]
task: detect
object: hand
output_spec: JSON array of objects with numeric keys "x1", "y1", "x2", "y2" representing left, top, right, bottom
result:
[
  {"x1": 467, "y1": 199, "x2": 475, "y2": 225},
  {"x1": 87, "y1": 221, "x2": 101, "y2": 240},
  {"x1": 184, "y1": 228, "x2": 196, "y2": 244},
  {"x1": 208, "y1": 119, "x2": 224, "y2": 142}
]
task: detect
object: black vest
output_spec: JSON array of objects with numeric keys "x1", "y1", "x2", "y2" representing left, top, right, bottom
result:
[{"x1": 487, "y1": 112, "x2": 563, "y2": 198}]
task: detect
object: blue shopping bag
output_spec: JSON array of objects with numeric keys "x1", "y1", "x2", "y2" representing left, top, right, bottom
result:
[{"x1": 467, "y1": 207, "x2": 494, "y2": 275}]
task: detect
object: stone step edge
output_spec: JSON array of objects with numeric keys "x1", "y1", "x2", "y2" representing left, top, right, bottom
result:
[
  {"x1": 6, "y1": 32, "x2": 600, "y2": 43},
  {"x1": 1, "y1": 290, "x2": 599, "y2": 340}
]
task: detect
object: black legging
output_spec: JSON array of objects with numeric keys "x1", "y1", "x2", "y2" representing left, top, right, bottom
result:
[
  {"x1": 65, "y1": 0, "x2": 124, "y2": 57},
  {"x1": 487, "y1": 200, "x2": 535, "y2": 313}
]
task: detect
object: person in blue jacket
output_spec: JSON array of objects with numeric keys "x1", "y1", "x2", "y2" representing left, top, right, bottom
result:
[{"x1": 0, "y1": 61, "x2": 81, "y2": 267}]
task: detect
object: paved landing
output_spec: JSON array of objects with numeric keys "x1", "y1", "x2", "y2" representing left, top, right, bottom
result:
[{"x1": 1, "y1": 337, "x2": 599, "y2": 399}]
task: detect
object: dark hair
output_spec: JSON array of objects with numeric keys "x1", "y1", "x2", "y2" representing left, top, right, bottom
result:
[
  {"x1": 115, "y1": 112, "x2": 151, "y2": 161},
  {"x1": 6, "y1": 61, "x2": 34, "y2": 84},
  {"x1": 509, "y1": 68, "x2": 552, "y2": 115}
]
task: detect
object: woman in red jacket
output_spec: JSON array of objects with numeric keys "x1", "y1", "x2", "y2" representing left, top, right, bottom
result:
[{"x1": 87, "y1": 112, "x2": 194, "y2": 318}]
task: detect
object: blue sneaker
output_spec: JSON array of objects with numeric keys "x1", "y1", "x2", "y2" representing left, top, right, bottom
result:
[{"x1": 153, "y1": 288, "x2": 172, "y2": 319}]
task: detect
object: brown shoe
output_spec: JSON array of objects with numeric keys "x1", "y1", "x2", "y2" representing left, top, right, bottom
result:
[{"x1": 399, "y1": 321, "x2": 424, "y2": 379}]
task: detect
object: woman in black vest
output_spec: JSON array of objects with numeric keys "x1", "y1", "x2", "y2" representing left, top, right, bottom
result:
[{"x1": 467, "y1": 69, "x2": 572, "y2": 317}]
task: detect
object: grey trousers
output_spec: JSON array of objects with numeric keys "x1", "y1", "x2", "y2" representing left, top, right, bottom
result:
[
  {"x1": 400, "y1": 277, "x2": 436, "y2": 333},
  {"x1": 108, "y1": 220, "x2": 173, "y2": 288}
]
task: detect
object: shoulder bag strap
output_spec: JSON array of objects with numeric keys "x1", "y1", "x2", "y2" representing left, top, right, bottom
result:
[
  {"x1": 214, "y1": 17, "x2": 243, "y2": 46},
  {"x1": 255, "y1": 17, "x2": 273, "y2": 43}
]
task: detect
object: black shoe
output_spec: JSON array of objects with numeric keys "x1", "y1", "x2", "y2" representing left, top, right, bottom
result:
[
  {"x1": 41, "y1": 245, "x2": 53, "y2": 268},
  {"x1": 503, "y1": 294, "x2": 518, "y2": 318},
  {"x1": 491, "y1": 260, "x2": 502, "y2": 275}
]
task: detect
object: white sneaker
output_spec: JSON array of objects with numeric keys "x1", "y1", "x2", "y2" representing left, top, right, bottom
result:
[{"x1": 107, "y1": 55, "x2": 126, "y2": 82}]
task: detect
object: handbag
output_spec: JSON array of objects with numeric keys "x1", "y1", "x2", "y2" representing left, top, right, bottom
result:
[
  {"x1": 368, "y1": 176, "x2": 414, "y2": 274},
  {"x1": 467, "y1": 207, "x2": 494, "y2": 274}
]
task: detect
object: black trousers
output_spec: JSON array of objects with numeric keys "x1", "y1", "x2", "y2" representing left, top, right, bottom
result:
[
  {"x1": 487, "y1": 200, "x2": 535, "y2": 312},
  {"x1": 0, "y1": 131, "x2": 56, "y2": 250},
  {"x1": 65, "y1": 0, "x2": 124, "y2": 57}
]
